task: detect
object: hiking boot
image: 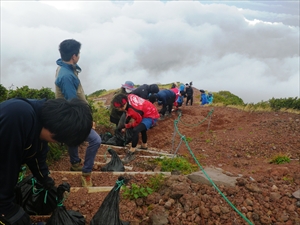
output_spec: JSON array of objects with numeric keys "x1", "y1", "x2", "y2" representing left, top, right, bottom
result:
[
  {"x1": 139, "y1": 143, "x2": 148, "y2": 150},
  {"x1": 122, "y1": 149, "x2": 136, "y2": 164},
  {"x1": 70, "y1": 160, "x2": 83, "y2": 171},
  {"x1": 81, "y1": 172, "x2": 92, "y2": 187}
]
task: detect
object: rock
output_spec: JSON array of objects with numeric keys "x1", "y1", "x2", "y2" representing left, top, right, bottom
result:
[
  {"x1": 187, "y1": 167, "x2": 238, "y2": 187},
  {"x1": 245, "y1": 183, "x2": 262, "y2": 193},
  {"x1": 292, "y1": 189, "x2": 300, "y2": 199},
  {"x1": 270, "y1": 192, "x2": 281, "y2": 201},
  {"x1": 149, "y1": 205, "x2": 169, "y2": 225}
]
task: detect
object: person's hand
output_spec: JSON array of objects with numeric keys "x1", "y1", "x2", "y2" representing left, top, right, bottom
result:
[
  {"x1": 92, "y1": 121, "x2": 96, "y2": 130},
  {"x1": 121, "y1": 128, "x2": 126, "y2": 133},
  {"x1": 0, "y1": 205, "x2": 31, "y2": 225},
  {"x1": 41, "y1": 176, "x2": 55, "y2": 190}
]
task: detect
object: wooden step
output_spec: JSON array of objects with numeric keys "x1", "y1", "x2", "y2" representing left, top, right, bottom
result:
[
  {"x1": 96, "y1": 154, "x2": 172, "y2": 159},
  {"x1": 101, "y1": 144, "x2": 174, "y2": 157},
  {"x1": 50, "y1": 171, "x2": 171, "y2": 176}
]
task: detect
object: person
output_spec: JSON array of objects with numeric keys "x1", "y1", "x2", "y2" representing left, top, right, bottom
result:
[
  {"x1": 111, "y1": 93, "x2": 160, "y2": 164},
  {"x1": 207, "y1": 92, "x2": 214, "y2": 104},
  {"x1": 200, "y1": 89, "x2": 209, "y2": 105},
  {"x1": 185, "y1": 82, "x2": 194, "y2": 106},
  {"x1": 170, "y1": 83, "x2": 180, "y2": 111},
  {"x1": 148, "y1": 89, "x2": 176, "y2": 119},
  {"x1": 131, "y1": 83, "x2": 159, "y2": 100},
  {"x1": 0, "y1": 97, "x2": 92, "y2": 225},
  {"x1": 54, "y1": 39, "x2": 101, "y2": 187},
  {"x1": 109, "y1": 81, "x2": 135, "y2": 127}
]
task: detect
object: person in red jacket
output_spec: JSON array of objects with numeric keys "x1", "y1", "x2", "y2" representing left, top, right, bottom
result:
[{"x1": 112, "y1": 93, "x2": 160, "y2": 164}]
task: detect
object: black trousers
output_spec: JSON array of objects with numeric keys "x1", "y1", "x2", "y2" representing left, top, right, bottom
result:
[
  {"x1": 186, "y1": 95, "x2": 193, "y2": 105},
  {"x1": 131, "y1": 123, "x2": 147, "y2": 148}
]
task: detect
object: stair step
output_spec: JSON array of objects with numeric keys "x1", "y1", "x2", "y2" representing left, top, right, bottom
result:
[
  {"x1": 101, "y1": 144, "x2": 174, "y2": 157},
  {"x1": 50, "y1": 171, "x2": 171, "y2": 175}
]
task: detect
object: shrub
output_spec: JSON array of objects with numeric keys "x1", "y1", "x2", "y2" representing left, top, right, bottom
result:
[
  {"x1": 153, "y1": 157, "x2": 198, "y2": 175},
  {"x1": 269, "y1": 153, "x2": 290, "y2": 164}
]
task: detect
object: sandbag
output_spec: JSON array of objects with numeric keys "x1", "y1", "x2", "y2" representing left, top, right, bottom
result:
[
  {"x1": 101, "y1": 148, "x2": 125, "y2": 172},
  {"x1": 14, "y1": 174, "x2": 34, "y2": 206},
  {"x1": 90, "y1": 176, "x2": 130, "y2": 225},
  {"x1": 47, "y1": 183, "x2": 85, "y2": 225},
  {"x1": 25, "y1": 179, "x2": 57, "y2": 215},
  {"x1": 100, "y1": 132, "x2": 113, "y2": 143}
]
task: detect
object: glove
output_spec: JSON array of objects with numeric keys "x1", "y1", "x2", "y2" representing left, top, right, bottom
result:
[
  {"x1": 41, "y1": 176, "x2": 55, "y2": 190},
  {"x1": 0, "y1": 205, "x2": 31, "y2": 225}
]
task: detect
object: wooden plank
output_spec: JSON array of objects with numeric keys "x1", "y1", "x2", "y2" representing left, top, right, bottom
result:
[
  {"x1": 71, "y1": 186, "x2": 113, "y2": 193},
  {"x1": 50, "y1": 171, "x2": 171, "y2": 176},
  {"x1": 101, "y1": 144, "x2": 174, "y2": 157},
  {"x1": 96, "y1": 154, "x2": 172, "y2": 159}
]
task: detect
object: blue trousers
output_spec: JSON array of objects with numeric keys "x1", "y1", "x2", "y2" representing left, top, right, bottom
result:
[{"x1": 68, "y1": 129, "x2": 101, "y2": 173}]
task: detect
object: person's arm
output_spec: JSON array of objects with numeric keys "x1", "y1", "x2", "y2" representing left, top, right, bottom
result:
[
  {"x1": 125, "y1": 108, "x2": 142, "y2": 128},
  {"x1": 55, "y1": 75, "x2": 79, "y2": 100},
  {"x1": 0, "y1": 100, "x2": 35, "y2": 214},
  {"x1": 25, "y1": 141, "x2": 52, "y2": 185}
]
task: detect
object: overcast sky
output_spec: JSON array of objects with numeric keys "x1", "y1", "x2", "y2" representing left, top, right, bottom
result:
[{"x1": 1, "y1": 1, "x2": 299, "y2": 103}]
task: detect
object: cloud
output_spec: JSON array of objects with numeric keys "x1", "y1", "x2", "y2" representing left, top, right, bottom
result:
[{"x1": 1, "y1": 1, "x2": 299, "y2": 103}]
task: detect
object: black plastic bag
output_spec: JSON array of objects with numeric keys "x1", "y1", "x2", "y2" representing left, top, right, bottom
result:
[
  {"x1": 14, "y1": 174, "x2": 34, "y2": 206},
  {"x1": 90, "y1": 176, "x2": 130, "y2": 225},
  {"x1": 114, "y1": 128, "x2": 134, "y2": 146},
  {"x1": 100, "y1": 132, "x2": 113, "y2": 143},
  {"x1": 24, "y1": 179, "x2": 57, "y2": 215},
  {"x1": 101, "y1": 148, "x2": 125, "y2": 172},
  {"x1": 47, "y1": 183, "x2": 85, "y2": 225}
]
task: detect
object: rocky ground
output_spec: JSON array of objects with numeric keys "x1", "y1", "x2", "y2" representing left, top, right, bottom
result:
[{"x1": 43, "y1": 99, "x2": 300, "y2": 225}]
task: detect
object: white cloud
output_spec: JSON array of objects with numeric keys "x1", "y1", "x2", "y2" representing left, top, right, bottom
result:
[{"x1": 1, "y1": 1, "x2": 299, "y2": 103}]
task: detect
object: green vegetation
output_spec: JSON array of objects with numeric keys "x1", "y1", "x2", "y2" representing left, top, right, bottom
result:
[
  {"x1": 213, "y1": 91, "x2": 245, "y2": 106},
  {"x1": 269, "y1": 153, "x2": 291, "y2": 164},
  {"x1": 152, "y1": 157, "x2": 198, "y2": 175},
  {"x1": 122, "y1": 183, "x2": 153, "y2": 200},
  {"x1": 47, "y1": 143, "x2": 68, "y2": 164},
  {"x1": 122, "y1": 174, "x2": 166, "y2": 200},
  {"x1": 146, "y1": 173, "x2": 166, "y2": 191}
]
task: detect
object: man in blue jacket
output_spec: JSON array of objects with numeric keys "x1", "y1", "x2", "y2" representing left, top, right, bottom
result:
[
  {"x1": 149, "y1": 89, "x2": 176, "y2": 119},
  {"x1": 200, "y1": 89, "x2": 209, "y2": 105},
  {"x1": 0, "y1": 97, "x2": 92, "y2": 225},
  {"x1": 55, "y1": 39, "x2": 101, "y2": 187}
]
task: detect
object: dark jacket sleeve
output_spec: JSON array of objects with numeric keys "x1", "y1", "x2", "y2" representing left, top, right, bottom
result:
[
  {"x1": 25, "y1": 141, "x2": 50, "y2": 183},
  {"x1": 0, "y1": 99, "x2": 36, "y2": 214}
]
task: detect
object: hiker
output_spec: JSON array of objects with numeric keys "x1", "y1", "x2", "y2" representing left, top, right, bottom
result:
[
  {"x1": 185, "y1": 82, "x2": 194, "y2": 106},
  {"x1": 0, "y1": 98, "x2": 92, "y2": 225},
  {"x1": 200, "y1": 89, "x2": 209, "y2": 105},
  {"x1": 111, "y1": 93, "x2": 160, "y2": 164},
  {"x1": 131, "y1": 83, "x2": 159, "y2": 100},
  {"x1": 207, "y1": 92, "x2": 214, "y2": 104},
  {"x1": 54, "y1": 39, "x2": 101, "y2": 187},
  {"x1": 148, "y1": 89, "x2": 176, "y2": 119},
  {"x1": 170, "y1": 83, "x2": 181, "y2": 111},
  {"x1": 110, "y1": 81, "x2": 135, "y2": 127}
]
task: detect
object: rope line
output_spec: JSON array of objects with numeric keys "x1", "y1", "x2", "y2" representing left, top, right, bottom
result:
[
  {"x1": 172, "y1": 109, "x2": 253, "y2": 225},
  {"x1": 115, "y1": 179, "x2": 125, "y2": 191}
]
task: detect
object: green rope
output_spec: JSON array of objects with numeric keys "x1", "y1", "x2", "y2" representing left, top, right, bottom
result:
[
  {"x1": 115, "y1": 179, "x2": 125, "y2": 191},
  {"x1": 173, "y1": 111, "x2": 254, "y2": 225},
  {"x1": 18, "y1": 166, "x2": 27, "y2": 183},
  {"x1": 56, "y1": 192, "x2": 70, "y2": 206}
]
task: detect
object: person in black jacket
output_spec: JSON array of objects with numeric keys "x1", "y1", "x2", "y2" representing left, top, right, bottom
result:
[
  {"x1": 131, "y1": 84, "x2": 159, "y2": 100},
  {"x1": 0, "y1": 98, "x2": 92, "y2": 225},
  {"x1": 185, "y1": 82, "x2": 194, "y2": 106}
]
